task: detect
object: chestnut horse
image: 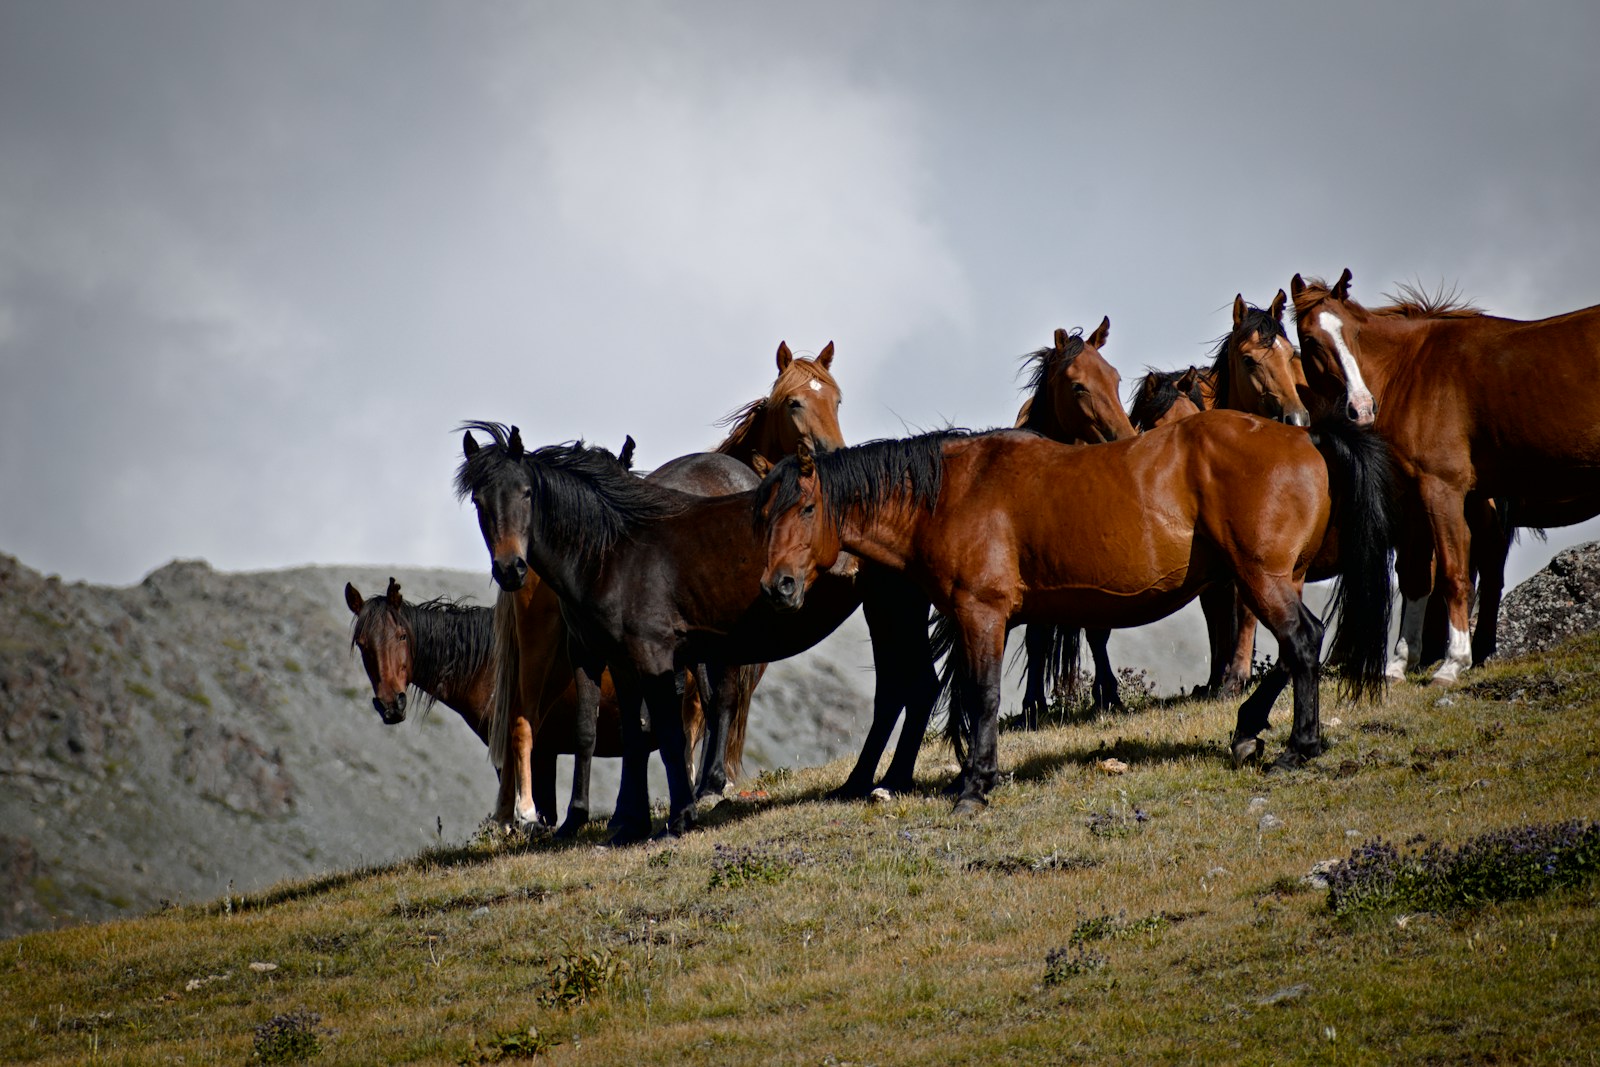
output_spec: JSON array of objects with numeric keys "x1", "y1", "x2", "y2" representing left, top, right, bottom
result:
[
  {"x1": 1011, "y1": 319, "x2": 1136, "y2": 722},
  {"x1": 757, "y1": 411, "x2": 1395, "y2": 811},
  {"x1": 345, "y1": 578, "x2": 728, "y2": 829},
  {"x1": 1292, "y1": 270, "x2": 1600, "y2": 684},
  {"x1": 458, "y1": 423, "x2": 939, "y2": 841},
  {"x1": 715, "y1": 341, "x2": 845, "y2": 465}
]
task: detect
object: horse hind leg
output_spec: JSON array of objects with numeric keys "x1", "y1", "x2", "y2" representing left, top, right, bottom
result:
[
  {"x1": 1020, "y1": 624, "x2": 1051, "y2": 729},
  {"x1": 1230, "y1": 581, "x2": 1325, "y2": 770},
  {"x1": 1087, "y1": 628, "x2": 1121, "y2": 712}
]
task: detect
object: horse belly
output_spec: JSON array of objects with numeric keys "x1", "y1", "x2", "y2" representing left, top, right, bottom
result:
[{"x1": 1020, "y1": 578, "x2": 1206, "y2": 631}]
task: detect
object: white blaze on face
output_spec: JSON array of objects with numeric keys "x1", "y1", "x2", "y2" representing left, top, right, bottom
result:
[{"x1": 1317, "y1": 311, "x2": 1377, "y2": 425}]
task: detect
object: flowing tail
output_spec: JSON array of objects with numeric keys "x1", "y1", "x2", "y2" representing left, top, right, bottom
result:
[
  {"x1": 488, "y1": 588, "x2": 522, "y2": 770},
  {"x1": 1311, "y1": 416, "x2": 1398, "y2": 702}
]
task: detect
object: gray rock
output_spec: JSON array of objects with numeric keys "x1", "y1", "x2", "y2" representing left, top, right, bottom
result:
[{"x1": 1497, "y1": 541, "x2": 1600, "y2": 659}]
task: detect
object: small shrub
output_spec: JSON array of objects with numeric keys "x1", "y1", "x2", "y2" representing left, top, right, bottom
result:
[
  {"x1": 1044, "y1": 946, "x2": 1106, "y2": 984},
  {"x1": 541, "y1": 946, "x2": 624, "y2": 1008},
  {"x1": 461, "y1": 1025, "x2": 562, "y2": 1062},
  {"x1": 707, "y1": 844, "x2": 800, "y2": 889},
  {"x1": 1069, "y1": 910, "x2": 1170, "y2": 944},
  {"x1": 1086, "y1": 806, "x2": 1149, "y2": 839},
  {"x1": 253, "y1": 1009, "x2": 322, "y2": 1063},
  {"x1": 1326, "y1": 820, "x2": 1600, "y2": 916}
]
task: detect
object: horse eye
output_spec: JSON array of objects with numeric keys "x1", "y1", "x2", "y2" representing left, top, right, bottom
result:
[
  {"x1": 1072, "y1": 383, "x2": 1089, "y2": 394},
  {"x1": 789, "y1": 398, "x2": 804, "y2": 410},
  {"x1": 801, "y1": 504, "x2": 816, "y2": 516},
  {"x1": 1242, "y1": 356, "x2": 1259, "y2": 370}
]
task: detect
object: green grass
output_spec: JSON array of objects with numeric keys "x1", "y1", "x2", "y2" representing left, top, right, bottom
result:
[{"x1": 4, "y1": 634, "x2": 1600, "y2": 1065}]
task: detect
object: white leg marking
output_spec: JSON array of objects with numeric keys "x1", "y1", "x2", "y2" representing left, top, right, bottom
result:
[
  {"x1": 1431, "y1": 625, "x2": 1472, "y2": 685},
  {"x1": 1387, "y1": 595, "x2": 1427, "y2": 681},
  {"x1": 1318, "y1": 311, "x2": 1377, "y2": 423}
]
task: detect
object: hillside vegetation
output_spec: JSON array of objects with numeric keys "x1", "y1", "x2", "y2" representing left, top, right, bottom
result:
[{"x1": 3, "y1": 632, "x2": 1598, "y2": 1065}]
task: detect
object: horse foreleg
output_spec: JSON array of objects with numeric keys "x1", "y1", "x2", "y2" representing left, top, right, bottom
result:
[
  {"x1": 557, "y1": 681, "x2": 597, "y2": 838},
  {"x1": 952, "y1": 605, "x2": 1007, "y2": 815},
  {"x1": 531, "y1": 742, "x2": 558, "y2": 828},
  {"x1": 1198, "y1": 582, "x2": 1238, "y2": 696},
  {"x1": 509, "y1": 713, "x2": 537, "y2": 829},
  {"x1": 1087, "y1": 628, "x2": 1121, "y2": 712},
  {"x1": 1388, "y1": 508, "x2": 1436, "y2": 681},
  {"x1": 1219, "y1": 591, "x2": 1257, "y2": 698},
  {"x1": 1418, "y1": 477, "x2": 1475, "y2": 686},
  {"x1": 858, "y1": 582, "x2": 936, "y2": 796}
]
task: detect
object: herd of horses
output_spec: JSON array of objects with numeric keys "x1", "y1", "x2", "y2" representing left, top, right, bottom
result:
[{"x1": 346, "y1": 271, "x2": 1600, "y2": 842}]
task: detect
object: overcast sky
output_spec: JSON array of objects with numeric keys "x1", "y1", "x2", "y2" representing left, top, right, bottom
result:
[{"x1": 3, "y1": 1, "x2": 1598, "y2": 590}]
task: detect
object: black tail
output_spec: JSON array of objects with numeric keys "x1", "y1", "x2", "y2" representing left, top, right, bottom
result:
[{"x1": 1311, "y1": 416, "x2": 1398, "y2": 702}]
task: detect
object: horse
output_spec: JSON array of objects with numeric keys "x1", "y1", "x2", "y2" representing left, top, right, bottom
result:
[
  {"x1": 1011, "y1": 319, "x2": 1136, "y2": 723},
  {"x1": 757, "y1": 410, "x2": 1395, "y2": 811},
  {"x1": 345, "y1": 578, "x2": 730, "y2": 829},
  {"x1": 480, "y1": 342, "x2": 842, "y2": 836},
  {"x1": 1290, "y1": 268, "x2": 1600, "y2": 684},
  {"x1": 458, "y1": 421, "x2": 939, "y2": 842},
  {"x1": 1129, "y1": 366, "x2": 1211, "y2": 433},
  {"x1": 715, "y1": 341, "x2": 845, "y2": 465}
]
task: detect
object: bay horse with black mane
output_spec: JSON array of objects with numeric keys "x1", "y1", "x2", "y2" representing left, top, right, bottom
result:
[
  {"x1": 1130, "y1": 365, "x2": 1211, "y2": 433},
  {"x1": 1291, "y1": 268, "x2": 1600, "y2": 684},
  {"x1": 1011, "y1": 319, "x2": 1137, "y2": 722},
  {"x1": 757, "y1": 411, "x2": 1395, "y2": 811},
  {"x1": 347, "y1": 578, "x2": 732, "y2": 829},
  {"x1": 457, "y1": 421, "x2": 939, "y2": 841}
]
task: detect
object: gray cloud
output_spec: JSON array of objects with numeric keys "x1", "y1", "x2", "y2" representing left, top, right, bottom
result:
[{"x1": 2, "y1": 1, "x2": 1597, "y2": 586}]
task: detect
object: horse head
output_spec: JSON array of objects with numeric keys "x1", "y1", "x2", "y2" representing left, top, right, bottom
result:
[
  {"x1": 1290, "y1": 268, "x2": 1379, "y2": 425},
  {"x1": 459, "y1": 423, "x2": 534, "y2": 592},
  {"x1": 1020, "y1": 318, "x2": 1136, "y2": 443},
  {"x1": 1130, "y1": 365, "x2": 1209, "y2": 432},
  {"x1": 346, "y1": 578, "x2": 412, "y2": 724},
  {"x1": 1217, "y1": 290, "x2": 1311, "y2": 427},
  {"x1": 756, "y1": 440, "x2": 839, "y2": 612}
]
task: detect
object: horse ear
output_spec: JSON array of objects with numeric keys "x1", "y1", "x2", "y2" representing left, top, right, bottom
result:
[
  {"x1": 776, "y1": 341, "x2": 793, "y2": 373},
  {"x1": 386, "y1": 577, "x2": 402, "y2": 607},
  {"x1": 751, "y1": 454, "x2": 773, "y2": 477},
  {"x1": 619, "y1": 434, "x2": 636, "y2": 470},
  {"x1": 1269, "y1": 289, "x2": 1287, "y2": 321},
  {"x1": 1290, "y1": 273, "x2": 1307, "y2": 300},
  {"x1": 508, "y1": 426, "x2": 524, "y2": 458},
  {"x1": 1175, "y1": 367, "x2": 1199, "y2": 392},
  {"x1": 345, "y1": 582, "x2": 364, "y2": 615},
  {"x1": 817, "y1": 341, "x2": 834, "y2": 370},
  {"x1": 1232, "y1": 294, "x2": 1246, "y2": 328},
  {"x1": 463, "y1": 431, "x2": 480, "y2": 459},
  {"x1": 1087, "y1": 316, "x2": 1110, "y2": 349},
  {"x1": 796, "y1": 439, "x2": 815, "y2": 477},
  {"x1": 1052, "y1": 327, "x2": 1071, "y2": 351},
  {"x1": 1332, "y1": 267, "x2": 1353, "y2": 301}
]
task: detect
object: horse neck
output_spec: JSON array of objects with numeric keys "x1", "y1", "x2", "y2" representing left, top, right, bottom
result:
[
  {"x1": 714, "y1": 400, "x2": 772, "y2": 468},
  {"x1": 1340, "y1": 312, "x2": 1421, "y2": 403},
  {"x1": 402, "y1": 604, "x2": 494, "y2": 735},
  {"x1": 1022, "y1": 390, "x2": 1080, "y2": 444},
  {"x1": 832, "y1": 493, "x2": 924, "y2": 573}
]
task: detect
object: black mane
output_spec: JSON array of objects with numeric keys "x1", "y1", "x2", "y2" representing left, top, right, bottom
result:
[
  {"x1": 454, "y1": 420, "x2": 689, "y2": 574},
  {"x1": 756, "y1": 430, "x2": 962, "y2": 530},
  {"x1": 1016, "y1": 331, "x2": 1086, "y2": 433},
  {"x1": 351, "y1": 595, "x2": 492, "y2": 713},
  {"x1": 1130, "y1": 366, "x2": 1207, "y2": 431},
  {"x1": 1208, "y1": 304, "x2": 1287, "y2": 406}
]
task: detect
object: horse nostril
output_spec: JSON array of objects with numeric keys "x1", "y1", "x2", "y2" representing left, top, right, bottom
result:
[
  {"x1": 1347, "y1": 401, "x2": 1362, "y2": 421},
  {"x1": 372, "y1": 698, "x2": 386, "y2": 715},
  {"x1": 395, "y1": 691, "x2": 407, "y2": 713},
  {"x1": 778, "y1": 575, "x2": 796, "y2": 597}
]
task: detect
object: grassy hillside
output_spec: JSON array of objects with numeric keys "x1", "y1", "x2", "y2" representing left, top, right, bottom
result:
[{"x1": 3, "y1": 635, "x2": 1598, "y2": 1065}]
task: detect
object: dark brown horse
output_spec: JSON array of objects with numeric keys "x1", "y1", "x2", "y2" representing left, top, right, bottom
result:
[
  {"x1": 757, "y1": 411, "x2": 1395, "y2": 811},
  {"x1": 1291, "y1": 269, "x2": 1600, "y2": 684},
  {"x1": 1011, "y1": 320, "x2": 1136, "y2": 721},
  {"x1": 457, "y1": 424, "x2": 938, "y2": 840},
  {"x1": 1130, "y1": 365, "x2": 1211, "y2": 432},
  {"x1": 345, "y1": 578, "x2": 730, "y2": 829}
]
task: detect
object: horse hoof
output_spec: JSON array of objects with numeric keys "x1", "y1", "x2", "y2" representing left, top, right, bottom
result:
[
  {"x1": 1231, "y1": 736, "x2": 1265, "y2": 768},
  {"x1": 1266, "y1": 749, "x2": 1307, "y2": 774},
  {"x1": 826, "y1": 782, "x2": 872, "y2": 802},
  {"x1": 553, "y1": 817, "x2": 586, "y2": 840},
  {"x1": 951, "y1": 796, "x2": 988, "y2": 817},
  {"x1": 606, "y1": 822, "x2": 652, "y2": 847}
]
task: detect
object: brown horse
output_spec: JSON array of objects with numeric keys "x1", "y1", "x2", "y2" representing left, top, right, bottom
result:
[
  {"x1": 757, "y1": 411, "x2": 1395, "y2": 810},
  {"x1": 715, "y1": 341, "x2": 845, "y2": 465},
  {"x1": 345, "y1": 578, "x2": 727, "y2": 829},
  {"x1": 1012, "y1": 319, "x2": 1136, "y2": 721},
  {"x1": 1291, "y1": 269, "x2": 1600, "y2": 684}
]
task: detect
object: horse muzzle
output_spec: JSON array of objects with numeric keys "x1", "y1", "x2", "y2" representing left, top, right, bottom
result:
[
  {"x1": 491, "y1": 555, "x2": 529, "y2": 591},
  {"x1": 1281, "y1": 409, "x2": 1311, "y2": 428},
  {"x1": 762, "y1": 571, "x2": 806, "y2": 613},
  {"x1": 373, "y1": 692, "x2": 407, "y2": 725}
]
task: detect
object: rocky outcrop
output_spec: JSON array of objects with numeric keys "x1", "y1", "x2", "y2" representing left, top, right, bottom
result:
[{"x1": 1496, "y1": 542, "x2": 1600, "y2": 659}]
